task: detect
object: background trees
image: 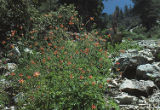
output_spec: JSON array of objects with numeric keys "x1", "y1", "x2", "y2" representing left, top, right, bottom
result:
[{"x1": 132, "y1": 0, "x2": 160, "y2": 30}]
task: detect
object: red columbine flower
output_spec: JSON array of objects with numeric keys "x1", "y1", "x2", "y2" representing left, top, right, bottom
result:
[
  {"x1": 107, "y1": 80, "x2": 110, "y2": 83},
  {"x1": 120, "y1": 49, "x2": 125, "y2": 53},
  {"x1": 69, "y1": 21, "x2": 74, "y2": 25},
  {"x1": 31, "y1": 60, "x2": 36, "y2": 64},
  {"x1": 60, "y1": 24, "x2": 64, "y2": 28},
  {"x1": 67, "y1": 61, "x2": 72, "y2": 65},
  {"x1": 2, "y1": 41, "x2": 6, "y2": 45},
  {"x1": 99, "y1": 84, "x2": 103, "y2": 88},
  {"x1": 18, "y1": 79, "x2": 24, "y2": 84},
  {"x1": 89, "y1": 75, "x2": 93, "y2": 79},
  {"x1": 70, "y1": 74, "x2": 73, "y2": 79},
  {"x1": 90, "y1": 17, "x2": 94, "y2": 21},
  {"x1": 92, "y1": 82, "x2": 96, "y2": 86},
  {"x1": 48, "y1": 43, "x2": 52, "y2": 47},
  {"x1": 80, "y1": 75, "x2": 84, "y2": 80},
  {"x1": 92, "y1": 104, "x2": 96, "y2": 109},
  {"x1": 108, "y1": 34, "x2": 111, "y2": 38},
  {"x1": 27, "y1": 76, "x2": 31, "y2": 79},
  {"x1": 19, "y1": 73, "x2": 23, "y2": 77},
  {"x1": 10, "y1": 72, "x2": 15, "y2": 76},
  {"x1": 116, "y1": 62, "x2": 120, "y2": 65},
  {"x1": 33, "y1": 72, "x2": 40, "y2": 77}
]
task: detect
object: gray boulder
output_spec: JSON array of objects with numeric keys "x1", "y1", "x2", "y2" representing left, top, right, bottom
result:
[
  {"x1": 136, "y1": 62, "x2": 160, "y2": 80},
  {"x1": 119, "y1": 79, "x2": 156, "y2": 97},
  {"x1": 114, "y1": 49, "x2": 154, "y2": 79}
]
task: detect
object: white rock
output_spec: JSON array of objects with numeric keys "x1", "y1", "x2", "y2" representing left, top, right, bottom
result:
[
  {"x1": 24, "y1": 48, "x2": 33, "y2": 54},
  {"x1": 7, "y1": 63, "x2": 17, "y2": 72}
]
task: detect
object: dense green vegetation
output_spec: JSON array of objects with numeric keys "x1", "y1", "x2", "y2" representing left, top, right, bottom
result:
[{"x1": 0, "y1": 0, "x2": 160, "y2": 109}]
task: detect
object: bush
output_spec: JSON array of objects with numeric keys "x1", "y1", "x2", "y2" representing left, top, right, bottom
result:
[
  {"x1": 7, "y1": 30, "x2": 112, "y2": 110},
  {"x1": 3, "y1": 4, "x2": 115, "y2": 110},
  {"x1": 0, "y1": 0, "x2": 31, "y2": 43}
]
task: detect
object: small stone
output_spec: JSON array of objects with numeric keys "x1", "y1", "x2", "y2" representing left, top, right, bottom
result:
[
  {"x1": 7, "y1": 63, "x2": 17, "y2": 72},
  {"x1": 114, "y1": 92, "x2": 138, "y2": 104}
]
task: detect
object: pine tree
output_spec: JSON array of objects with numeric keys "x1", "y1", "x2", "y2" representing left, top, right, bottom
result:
[{"x1": 132, "y1": 0, "x2": 160, "y2": 30}]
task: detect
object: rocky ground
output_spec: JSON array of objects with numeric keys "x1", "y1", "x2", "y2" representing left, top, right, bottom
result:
[
  {"x1": 1, "y1": 40, "x2": 160, "y2": 110},
  {"x1": 105, "y1": 40, "x2": 160, "y2": 110}
]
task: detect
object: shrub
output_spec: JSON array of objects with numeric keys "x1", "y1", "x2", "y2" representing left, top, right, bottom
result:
[{"x1": 0, "y1": 0, "x2": 31, "y2": 43}]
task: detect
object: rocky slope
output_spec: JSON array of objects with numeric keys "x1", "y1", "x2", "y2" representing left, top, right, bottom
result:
[{"x1": 106, "y1": 39, "x2": 160, "y2": 110}]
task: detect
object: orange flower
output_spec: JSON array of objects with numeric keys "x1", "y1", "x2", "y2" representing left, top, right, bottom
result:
[
  {"x1": 67, "y1": 61, "x2": 72, "y2": 65},
  {"x1": 80, "y1": 75, "x2": 84, "y2": 80},
  {"x1": 49, "y1": 31, "x2": 53, "y2": 35},
  {"x1": 31, "y1": 60, "x2": 36, "y2": 64},
  {"x1": 18, "y1": 79, "x2": 24, "y2": 84},
  {"x1": 42, "y1": 58, "x2": 46, "y2": 63},
  {"x1": 10, "y1": 44, "x2": 14, "y2": 49},
  {"x1": 76, "y1": 35, "x2": 79, "y2": 39},
  {"x1": 75, "y1": 50, "x2": 79, "y2": 54},
  {"x1": 55, "y1": 27, "x2": 58, "y2": 30},
  {"x1": 94, "y1": 42, "x2": 99, "y2": 47},
  {"x1": 89, "y1": 75, "x2": 93, "y2": 79},
  {"x1": 107, "y1": 80, "x2": 110, "y2": 83},
  {"x1": 11, "y1": 30, "x2": 16, "y2": 37},
  {"x1": 40, "y1": 47, "x2": 44, "y2": 51},
  {"x1": 10, "y1": 72, "x2": 15, "y2": 76},
  {"x1": 27, "y1": 75, "x2": 31, "y2": 79},
  {"x1": 60, "y1": 24, "x2": 64, "y2": 28},
  {"x1": 78, "y1": 68, "x2": 83, "y2": 71},
  {"x1": 70, "y1": 16, "x2": 74, "y2": 20},
  {"x1": 33, "y1": 72, "x2": 40, "y2": 77},
  {"x1": 120, "y1": 49, "x2": 125, "y2": 53},
  {"x1": 53, "y1": 50, "x2": 58, "y2": 55},
  {"x1": 70, "y1": 74, "x2": 73, "y2": 79},
  {"x1": 69, "y1": 21, "x2": 74, "y2": 25},
  {"x1": 48, "y1": 43, "x2": 52, "y2": 47},
  {"x1": 109, "y1": 28, "x2": 112, "y2": 31},
  {"x1": 61, "y1": 46, "x2": 65, "y2": 50},
  {"x1": 99, "y1": 48, "x2": 102, "y2": 52},
  {"x1": 81, "y1": 70, "x2": 85, "y2": 74},
  {"x1": 19, "y1": 73, "x2": 23, "y2": 77},
  {"x1": 108, "y1": 34, "x2": 111, "y2": 38},
  {"x1": 92, "y1": 82, "x2": 96, "y2": 86},
  {"x1": 116, "y1": 62, "x2": 120, "y2": 65},
  {"x1": 2, "y1": 41, "x2": 6, "y2": 45},
  {"x1": 47, "y1": 56, "x2": 51, "y2": 60},
  {"x1": 99, "y1": 84, "x2": 103, "y2": 88},
  {"x1": 90, "y1": 17, "x2": 94, "y2": 21},
  {"x1": 92, "y1": 104, "x2": 96, "y2": 109}
]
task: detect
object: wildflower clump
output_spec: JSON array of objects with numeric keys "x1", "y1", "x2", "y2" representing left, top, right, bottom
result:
[{"x1": 3, "y1": 4, "x2": 124, "y2": 110}]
